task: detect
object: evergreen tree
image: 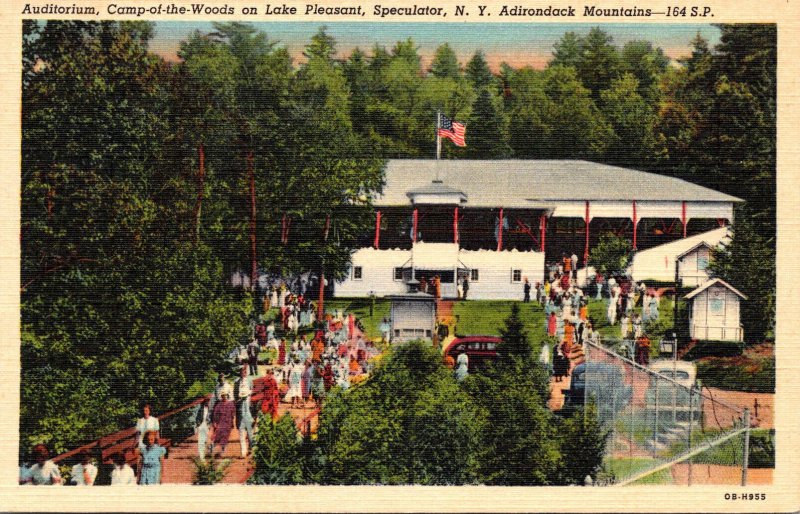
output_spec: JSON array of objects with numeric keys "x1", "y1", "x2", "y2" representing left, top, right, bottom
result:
[
  {"x1": 556, "y1": 402, "x2": 609, "y2": 485},
  {"x1": 575, "y1": 27, "x2": 622, "y2": 99},
  {"x1": 429, "y1": 43, "x2": 461, "y2": 79},
  {"x1": 465, "y1": 88, "x2": 511, "y2": 158},
  {"x1": 550, "y1": 31, "x2": 582, "y2": 69},
  {"x1": 497, "y1": 303, "x2": 534, "y2": 367},
  {"x1": 465, "y1": 50, "x2": 495, "y2": 90}
]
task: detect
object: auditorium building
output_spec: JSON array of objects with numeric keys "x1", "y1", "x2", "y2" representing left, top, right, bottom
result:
[{"x1": 334, "y1": 160, "x2": 742, "y2": 300}]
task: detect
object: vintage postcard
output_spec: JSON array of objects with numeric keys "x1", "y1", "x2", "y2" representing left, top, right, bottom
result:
[{"x1": 0, "y1": 0, "x2": 797, "y2": 511}]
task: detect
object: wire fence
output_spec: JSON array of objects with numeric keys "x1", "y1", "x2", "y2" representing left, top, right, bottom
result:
[{"x1": 581, "y1": 339, "x2": 751, "y2": 486}]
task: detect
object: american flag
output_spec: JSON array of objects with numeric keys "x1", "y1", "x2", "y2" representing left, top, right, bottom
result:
[{"x1": 438, "y1": 114, "x2": 466, "y2": 147}]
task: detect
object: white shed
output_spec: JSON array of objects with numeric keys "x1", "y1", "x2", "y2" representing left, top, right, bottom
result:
[
  {"x1": 676, "y1": 241, "x2": 714, "y2": 287},
  {"x1": 684, "y1": 279, "x2": 747, "y2": 342},
  {"x1": 388, "y1": 291, "x2": 436, "y2": 343}
]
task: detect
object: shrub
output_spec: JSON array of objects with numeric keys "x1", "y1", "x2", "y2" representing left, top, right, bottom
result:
[
  {"x1": 192, "y1": 456, "x2": 231, "y2": 485},
  {"x1": 249, "y1": 413, "x2": 306, "y2": 484}
]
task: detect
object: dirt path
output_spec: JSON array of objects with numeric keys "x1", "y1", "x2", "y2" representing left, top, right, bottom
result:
[
  {"x1": 702, "y1": 388, "x2": 774, "y2": 429},
  {"x1": 670, "y1": 463, "x2": 772, "y2": 485}
]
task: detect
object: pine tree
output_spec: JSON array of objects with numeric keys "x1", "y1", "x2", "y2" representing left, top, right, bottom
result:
[
  {"x1": 429, "y1": 43, "x2": 461, "y2": 79},
  {"x1": 465, "y1": 89, "x2": 511, "y2": 158}
]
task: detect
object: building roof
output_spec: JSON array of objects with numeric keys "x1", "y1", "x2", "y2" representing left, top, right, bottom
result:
[
  {"x1": 375, "y1": 160, "x2": 743, "y2": 208},
  {"x1": 684, "y1": 278, "x2": 748, "y2": 300},
  {"x1": 676, "y1": 241, "x2": 715, "y2": 260}
]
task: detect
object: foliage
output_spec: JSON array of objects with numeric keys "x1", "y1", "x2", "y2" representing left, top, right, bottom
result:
[
  {"x1": 192, "y1": 456, "x2": 231, "y2": 484},
  {"x1": 707, "y1": 209, "x2": 775, "y2": 342},
  {"x1": 313, "y1": 341, "x2": 485, "y2": 484},
  {"x1": 695, "y1": 355, "x2": 774, "y2": 393},
  {"x1": 556, "y1": 402, "x2": 610, "y2": 484},
  {"x1": 589, "y1": 234, "x2": 632, "y2": 276},
  {"x1": 249, "y1": 413, "x2": 306, "y2": 484},
  {"x1": 496, "y1": 303, "x2": 535, "y2": 368}
]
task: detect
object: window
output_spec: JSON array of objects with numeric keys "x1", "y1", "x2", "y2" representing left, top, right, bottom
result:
[
  {"x1": 697, "y1": 256, "x2": 709, "y2": 271},
  {"x1": 393, "y1": 267, "x2": 404, "y2": 281},
  {"x1": 511, "y1": 269, "x2": 522, "y2": 283},
  {"x1": 470, "y1": 269, "x2": 479, "y2": 282},
  {"x1": 352, "y1": 266, "x2": 363, "y2": 280}
]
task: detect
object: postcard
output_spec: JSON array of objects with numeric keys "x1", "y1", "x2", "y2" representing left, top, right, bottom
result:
[{"x1": 1, "y1": 0, "x2": 797, "y2": 511}]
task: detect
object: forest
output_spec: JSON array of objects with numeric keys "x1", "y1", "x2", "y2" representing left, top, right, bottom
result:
[{"x1": 21, "y1": 21, "x2": 775, "y2": 453}]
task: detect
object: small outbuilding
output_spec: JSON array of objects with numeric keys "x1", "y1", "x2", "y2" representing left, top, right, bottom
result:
[
  {"x1": 676, "y1": 241, "x2": 714, "y2": 287},
  {"x1": 684, "y1": 278, "x2": 747, "y2": 342},
  {"x1": 388, "y1": 282, "x2": 436, "y2": 343}
]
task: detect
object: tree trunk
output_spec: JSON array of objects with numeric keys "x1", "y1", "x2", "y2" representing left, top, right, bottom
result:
[
  {"x1": 193, "y1": 143, "x2": 205, "y2": 242},
  {"x1": 248, "y1": 151, "x2": 257, "y2": 291},
  {"x1": 317, "y1": 215, "x2": 331, "y2": 320}
]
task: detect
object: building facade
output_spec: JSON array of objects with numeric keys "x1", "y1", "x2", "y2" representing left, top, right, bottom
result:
[{"x1": 335, "y1": 160, "x2": 742, "y2": 300}]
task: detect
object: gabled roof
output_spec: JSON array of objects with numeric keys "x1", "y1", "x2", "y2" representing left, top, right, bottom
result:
[
  {"x1": 375, "y1": 160, "x2": 744, "y2": 208},
  {"x1": 684, "y1": 278, "x2": 748, "y2": 300},
  {"x1": 676, "y1": 241, "x2": 715, "y2": 260}
]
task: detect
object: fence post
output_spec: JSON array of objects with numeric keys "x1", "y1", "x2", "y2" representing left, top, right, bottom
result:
[
  {"x1": 687, "y1": 385, "x2": 694, "y2": 486},
  {"x1": 741, "y1": 408, "x2": 750, "y2": 486},
  {"x1": 652, "y1": 376, "x2": 659, "y2": 458}
]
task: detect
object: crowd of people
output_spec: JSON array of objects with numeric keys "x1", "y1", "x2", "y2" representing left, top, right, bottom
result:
[{"x1": 20, "y1": 280, "x2": 385, "y2": 486}]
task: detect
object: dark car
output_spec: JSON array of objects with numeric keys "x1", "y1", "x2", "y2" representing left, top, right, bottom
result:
[
  {"x1": 561, "y1": 362, "x2": 632, "y2": 416},
  {"x1": 443, "y1": 336, "x2": 503, "y2": 371}
]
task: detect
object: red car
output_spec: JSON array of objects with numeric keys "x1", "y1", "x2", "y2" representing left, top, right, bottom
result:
[{"x1": 443, "y1": 336, "x2": 503, "y2": 371}]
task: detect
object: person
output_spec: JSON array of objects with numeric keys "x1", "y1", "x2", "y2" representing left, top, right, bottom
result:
[
  {"x1": 379, "y1": 318, "x2": 391, "y2": 343},
  {"x1": 443, "y1": 354, "x2": 455, "y2": 369},
  {"x1": 553, "y1": 348, "x2": 568, "y2": 382},
  {"x1": 138, "y1": 431, "x2": 166, "y2": 485},
  {"x1": 457, "y1": 278, "x2": 464, "y2": 300},
  {"x1": 539, "y1": 342, "x2": 551, "y2": 374},
  {"x1": 238, "y1": 396, "x2": 254, "y2": 457},
  {"x1": 247, "y1": 338, "x2": 260, "y2": 376},
  {"x1": 311, "y1": 333, "x2": 325, "y2": 364},
  {"x1": 266, "y1": 320, "x2": 276, "y2": 341},
  {"x1": 234, "y1": 366, "x2": 253, "y2": 427},
  {"x1": 433, "y1": 275, "x2": 441, "y2": 299},
  {"x1": 260, "y1": 368, "x2": 281, "y2": 421},
  {"x1": 620, "y1": 315, "x2": 630, "y2": 340},
  {"x1": 285, "y1": 359, "x2": 303, "y2": 408},
  {"x1": 110, "y1": 452, "x2": 136, "y2": 486},
  {"x1": 635, "y1": 335, "x2": 651, "y2": 366},
  {"x1": 571, "y1": 253, "x2": 579, "y2": 280},
  {"x1": 454, "y1": 350, "x2": 469, "y2": 381},
  {"x1": 534, "y1": 282, "x2": 542, "y2": 304},
  {"x1": 24, "y1": 444, "x2": 61, "y2": 485},
  {"x1": 211, "y1": 373, "x2": 233, "y2": 414},
  {"x1": 462, "y1": 277, "x2": 469, "y2": 299},
  {"x1": 548, "y1": 311, "x2": 557, "y2": 337},
  {"x1": 70, "y1": 450, "x2": 97, "y2": 486},
  {"x1": 277, "y1": 338, "x2": 287, "y2": 366},
  {"x1": 135, "y1": 403, "x2": 160, "y2": 449},
  {"x1": 211, "y1": 392, "x2": 235, "y2": 456},
  {"x1": 195, "y1": 397, "x2": 210, "y2": 460},
  {"x1": 523, "y1": 277, "x2": 531, "y2": 303},
  {"x1": 301, "y1": 360, "x2": 313, "y2": 406}
]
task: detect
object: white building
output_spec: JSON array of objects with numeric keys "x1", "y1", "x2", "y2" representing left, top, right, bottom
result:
[
  {"x1": 628, "y1": 227, "x2": 729, "y2": 284},
  {"x1": 335, "y1": 160, "x2": 742, "y2": 300},
  {"x1": 684, "y1": 279, "x2": 747, "y2": 342}
]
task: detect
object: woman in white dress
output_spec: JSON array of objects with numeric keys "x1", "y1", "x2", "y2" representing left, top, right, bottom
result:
[
  {"x1": 284, "y1": 360, "x2": 304, "y2": 408},
  {"x1": 24, "y1": 444, "x2": 61, "y2": 485},
  {"x1": 135, "y1": 403, "x2": 160, "y2": 449}
]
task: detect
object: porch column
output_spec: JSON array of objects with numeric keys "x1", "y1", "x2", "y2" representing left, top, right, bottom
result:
[
  {"x1": 453, "y1": 206, "x2": 459, "y2": 245},
  {"x1": 584, "y1": 201, "x2": 590, "y2": 264},
  {"x1": 681, "y1": 201, "x2": 687, "y2": 238},
  {"x1": 497, "y1": 207, "x2": 504, "y2": 251},
  {"x1": 632, "y1": 200, "x2": 638, "y2": 251},
  {"x1": 539, "y1": 214, "x2": 547, "y2": 253},
  {"x1": 374, "y1": 210, "x2": 382, "y2": 249},
  {"x1": 412, "y1": 208, "x2": 418, "y2": 243}
]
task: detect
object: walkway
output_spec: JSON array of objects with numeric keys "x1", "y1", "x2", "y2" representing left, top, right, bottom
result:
[{"x1": 161, "y1": 375, "x2": 320, "y2": 484}]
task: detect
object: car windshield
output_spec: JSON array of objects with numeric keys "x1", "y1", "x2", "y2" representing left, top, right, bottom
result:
[{"x1": 657, "y1": 370, "x2": 690, "y2": 381}]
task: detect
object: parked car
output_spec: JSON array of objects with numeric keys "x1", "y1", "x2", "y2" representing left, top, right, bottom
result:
[
  {"x1": 561, "y1": 362, "x2": 632, "y2": 416},
  {"x1": 443, "y1": 336, "x2": 502, "y2": 372},
  {"x1": 645, "y1": 360, "x2": 700, "y2": 422}
]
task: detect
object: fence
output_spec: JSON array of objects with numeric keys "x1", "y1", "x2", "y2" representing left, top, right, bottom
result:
[{"x1": 581, "y1": 339, "x2": 751, "y2": 486}]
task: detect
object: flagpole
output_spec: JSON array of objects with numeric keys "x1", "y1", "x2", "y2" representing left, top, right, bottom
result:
[{"x1": 435, "y1": 111, "x2": 441, "y2": 180}]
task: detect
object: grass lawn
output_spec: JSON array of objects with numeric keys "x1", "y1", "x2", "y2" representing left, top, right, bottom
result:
[
  {"x1": 605, "y1": 457, "x2": 673, "y2": 485},
  {"x1": 451, "y1": 300, "x2": 548, "y2": 350},
  {"x1": 325, "y1": 297, "x2": 391, "y2": 340}
]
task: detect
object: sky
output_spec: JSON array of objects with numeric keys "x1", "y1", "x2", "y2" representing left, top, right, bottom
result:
[{"x1": 150, "y1": 22, "x2": 721, "y2": 71}]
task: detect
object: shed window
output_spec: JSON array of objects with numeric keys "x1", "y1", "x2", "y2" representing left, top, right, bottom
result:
[
  {"x1": 470, "y1": 269, "x2": 479, "y2": 282},
  {"x1": 352, "y1": 266, "x2": 363, "y2": 280},
  {"x1": 393, "y1": 267, "x2": 404, "y2": 281},
  {"x1": 511, "y1": 269, "x2": 522, "y2": 283}
]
